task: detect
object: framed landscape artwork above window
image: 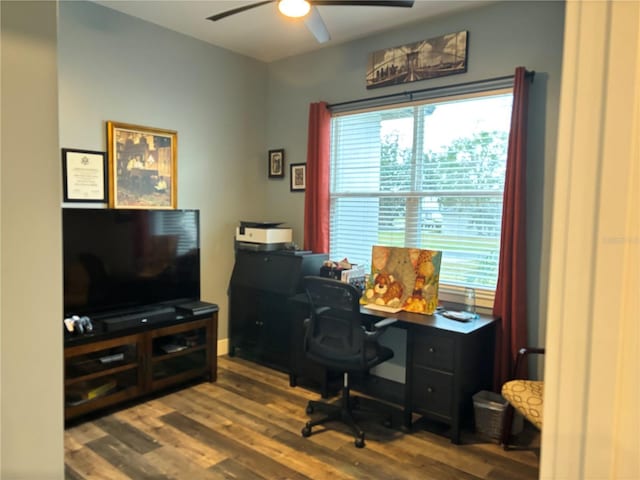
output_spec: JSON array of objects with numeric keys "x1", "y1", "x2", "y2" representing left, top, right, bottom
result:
[{"x1": 366, "y1": 30, "x2": 468, "y2": 90}]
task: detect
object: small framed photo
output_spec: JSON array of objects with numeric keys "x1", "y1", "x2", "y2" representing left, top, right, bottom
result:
[
  {"x1": 290, "y1": 163, "x2": 306, "y2": 192},
  {"x1": 268, "y1": 149, "x2": 285, "y2": 178},
  {"x1": 61, "y1": 148, "x2": 107, "y2": 203}
]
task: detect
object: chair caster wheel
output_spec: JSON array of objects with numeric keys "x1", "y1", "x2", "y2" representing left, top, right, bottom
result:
[
  {"x1": 306, "y1": 405, "x2": 314, "y2": 414},
  {"x1": 301, "y1": 424, "x2": 312, "y2": 438},
  {"x1": 355, "y1": 434, "x2": 365, "y2": 448}
]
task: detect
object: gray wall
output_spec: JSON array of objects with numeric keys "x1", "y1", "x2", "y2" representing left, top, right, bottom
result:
[
  {"x1": 58, "y1": 1, "x2": 270, "y2": 338},
  {"x1": 0, "y1": 0, "x2": 565, "y2": 475},
  {"x1": 1, "y1": 1, "x2": 64, "y2": 477},
  {"x1": 264, "y1": 0, "x2": 566, "y2": 353},
  {"x1": 59, "y1": 0, "x2": 565, "y2": 351}
]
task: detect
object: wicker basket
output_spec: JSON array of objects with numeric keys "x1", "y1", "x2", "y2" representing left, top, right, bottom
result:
[{"x1": 472, "y1": 390, "x2": 508, "y2": 441}]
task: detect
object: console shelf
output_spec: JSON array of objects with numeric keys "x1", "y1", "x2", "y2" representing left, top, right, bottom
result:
[{"x1": 64, "y1": 309, "x2": 218, "y2": 422}]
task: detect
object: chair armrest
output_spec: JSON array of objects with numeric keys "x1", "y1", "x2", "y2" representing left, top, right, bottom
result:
[
  {"x1": 519, "y1": 347, "x2": 545, "y2": 356},
  {"x1": 372, "y1": 317, "x2": 398, "y2": 330},
  {"x1": 363, "y1": 317, "x2": 397, "y2": 341},
  {"x1": 512, "y1": 347, "x2": 545, "y2": 379},
  {"x1": 304, "y1": 307, "x2": 331, "y2": 331}
]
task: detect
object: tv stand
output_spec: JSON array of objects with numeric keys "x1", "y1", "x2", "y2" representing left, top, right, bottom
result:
[{"x1": 63, "y1": 305, "x2": 218, "y2": 421}]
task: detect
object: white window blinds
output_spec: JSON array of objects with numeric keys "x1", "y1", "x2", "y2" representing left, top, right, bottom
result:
[{"x1": 329, "y1": 89, "x2": 513, "y2": 291}]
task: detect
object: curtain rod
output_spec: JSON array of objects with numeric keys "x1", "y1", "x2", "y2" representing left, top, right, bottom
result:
[{"x1": 327, "y1": 70, "x2": 535, "y2": 110}]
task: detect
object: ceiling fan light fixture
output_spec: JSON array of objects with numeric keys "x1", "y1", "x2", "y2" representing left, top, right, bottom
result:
[{"x1": 278, "y1": 0, "x2": 311, "y2": 18}]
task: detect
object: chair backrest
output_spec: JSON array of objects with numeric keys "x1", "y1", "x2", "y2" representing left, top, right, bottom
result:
[{"x1": 303, "y1": 276, "x2": 367, "y2": 370}]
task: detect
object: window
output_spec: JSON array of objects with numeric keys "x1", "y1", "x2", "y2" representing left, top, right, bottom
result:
[{"x1": 329, "y1": 89, "x2": 513, "y2": 297}]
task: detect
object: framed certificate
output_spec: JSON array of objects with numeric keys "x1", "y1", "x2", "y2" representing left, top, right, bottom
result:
[{"x1": 62, "y1": 148, "x2": 107, "y2": 203}]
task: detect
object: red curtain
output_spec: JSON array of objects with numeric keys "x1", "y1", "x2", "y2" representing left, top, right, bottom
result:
[
  {"x1": 493, "y1": 67, "x2": 530, "y2": 390},
  {"x1": 303, "y1": 102, "x2": 331, "y2": 253}
]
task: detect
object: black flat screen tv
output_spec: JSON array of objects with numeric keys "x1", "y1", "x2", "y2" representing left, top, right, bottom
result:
[{"x1": 63, "y1": 208, "x2": 200, "y2": 317}]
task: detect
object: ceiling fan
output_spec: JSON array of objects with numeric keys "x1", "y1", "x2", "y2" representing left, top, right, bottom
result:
[{"x1": 207, "y1": 0, "x2": 415, "y2": 44}]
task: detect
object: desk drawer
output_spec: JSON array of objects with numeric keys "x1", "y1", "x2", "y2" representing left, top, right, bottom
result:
[
  {"x1": 412, "y1": 334, "x2": 455, "y2": 371},
  {"x1": 411, "y1": 367, "x2": 453, "y2": 419}
]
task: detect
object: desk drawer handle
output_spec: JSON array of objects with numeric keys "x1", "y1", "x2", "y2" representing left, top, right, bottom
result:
[
  {"x1": 428, "y1": 347, "x2": 435, "y2": 353},
  {"x1": 427, "y1": 386, "x2": 434, "y2": 393}
]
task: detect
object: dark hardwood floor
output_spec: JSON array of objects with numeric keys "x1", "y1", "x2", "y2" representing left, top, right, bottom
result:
[{"x1": 65, "y1": 355, "x2": 540, "y2": 479}]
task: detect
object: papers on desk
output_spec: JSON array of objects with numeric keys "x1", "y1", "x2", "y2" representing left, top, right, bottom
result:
[
  {"x1": 441, "y1": 310, "x2": 476, "y2": 322},
  {"x1": 364, "y1": 304, "x2": 403, "y2": 314}
]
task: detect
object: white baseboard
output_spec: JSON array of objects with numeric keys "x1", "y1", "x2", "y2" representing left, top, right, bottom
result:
[{"x1": 217, "y1": 338, "x2": 229, "y2": 356}]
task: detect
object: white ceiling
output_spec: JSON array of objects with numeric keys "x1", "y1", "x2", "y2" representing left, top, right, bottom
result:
[{"x1": 94, "y1": 0, "x2": 488, "y2": 63}]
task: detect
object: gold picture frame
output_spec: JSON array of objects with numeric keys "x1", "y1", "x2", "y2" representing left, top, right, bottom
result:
[{"x1": 106, "y1": 121, "x2": 177, "y2": 209}]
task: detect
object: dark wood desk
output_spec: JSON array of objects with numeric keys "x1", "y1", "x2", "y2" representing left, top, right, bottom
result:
[{"x1": 289, "y1": 297, "x2": 496, "y2": 444}]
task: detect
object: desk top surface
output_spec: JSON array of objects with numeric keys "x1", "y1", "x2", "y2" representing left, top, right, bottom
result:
[
  {"x1": 360, "y1": 304, "x2": 494, "y2": 334},
  {"x1": 290, "y1": 294, "x2": 494, "y2": 335}
]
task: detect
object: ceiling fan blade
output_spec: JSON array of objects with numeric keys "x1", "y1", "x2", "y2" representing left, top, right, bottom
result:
[
  {"x1": 311, "y1": 0, "x2": 414, "y2": 7},
  {"x1": 207, "y1": 0, "x2": 275, "y2": 21},
  {"x1": 304, "y1": 6, "x2": 331, "y2": 43}
]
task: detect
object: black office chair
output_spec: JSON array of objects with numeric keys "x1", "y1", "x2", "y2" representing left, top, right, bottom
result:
[{"x1": 300, "y1": 276, "x2": 396, "y2": 448}]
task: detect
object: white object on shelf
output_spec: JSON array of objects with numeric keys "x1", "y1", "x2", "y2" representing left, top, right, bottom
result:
[
  {"x1": 99, "y1": 352, "x2": 125, "y2": 363},
  {"x1": 160, "y1": 344, "x2": 187, "y2": 354},
  {"x1": 235, "y1": 227, "x2": 292, "y2": 244}
]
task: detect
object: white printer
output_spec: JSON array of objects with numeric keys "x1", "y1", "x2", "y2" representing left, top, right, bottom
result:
[{"x1": 235, "y1": 221, "x2": 293, "y2": 251}]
